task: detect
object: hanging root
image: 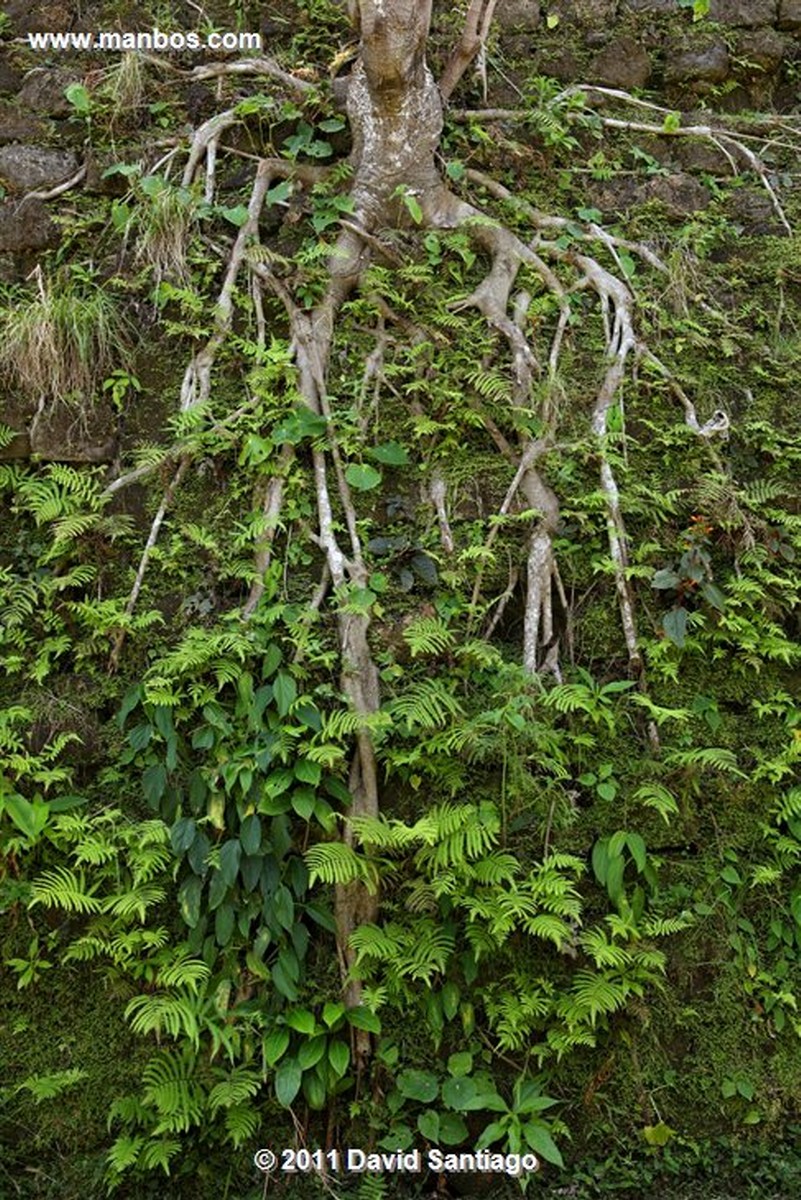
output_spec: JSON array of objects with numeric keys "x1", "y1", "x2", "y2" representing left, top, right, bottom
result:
[{"x1": 107, "y1": 129, "x2": 330, "y2": 662}]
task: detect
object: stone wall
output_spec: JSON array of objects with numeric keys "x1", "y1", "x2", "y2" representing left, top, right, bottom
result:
[{"x1": 0, "y1": 0, "x2": 798, "y2": 459}]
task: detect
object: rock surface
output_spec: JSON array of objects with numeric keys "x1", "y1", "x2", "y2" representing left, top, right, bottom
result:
[
  {"x1": 590, "y1": 36, "x2": 651, "y2": 87},
  {"x1": 0, "y1": 107, "x2": 47, "y2": 145},
  {"x1": 16, "y1": 69, "x2": 80, "y2": 117},
  {"x1": 497, "y1": 0, "x2": 542, "y2": 30},
  {"x1": 709, "y1": 0, "x2": 778, "y2": 25},
  {"x1": 0, "y1": 198, "x2": 60, "y2": 251},
  {"x1": 0, "y1": 144, "x2": 80, "y2": 192},
  {"x1": 665, "y1": 41, "x2": 730, "y2": 84},
  {"x1": 778, "y1": 0, "x2": 801, "y2": 27}
]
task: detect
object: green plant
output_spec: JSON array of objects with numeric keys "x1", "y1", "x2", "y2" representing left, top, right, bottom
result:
[{"x1": 0, "y1": 268, "x2": 130, "y2": 403}]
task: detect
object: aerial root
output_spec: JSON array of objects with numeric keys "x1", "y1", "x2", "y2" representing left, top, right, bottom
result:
[{"x1": 107, "y1": 145, "x2": 329, "y2": 656}]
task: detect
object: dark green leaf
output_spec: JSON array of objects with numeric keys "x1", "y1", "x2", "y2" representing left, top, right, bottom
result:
[
  {"x1": 701, "y1": 582, "x2": 725, "y2": 611},
  {"x1": 273, "y1": 673, "x2": 297, "y2": 717},
  {"x1": 215, "y1": 902, "x2": 235, "y2": 947},
  {"x1": 294, "y1": 758, "x2": 321, "y2": 786},
  {"x1": 441, "y1": 1076, "x2": 478, "y2": 1110},
  {"x1": 272, "y1": 884, "x2": 294, "y2": 931},
  {"x1": 652, "y1": 569, "x2": 680, "y2": 590},
  {"x1": 275, "y1": 1060, "x2": 302, "y2": 1107},
  {"x1": 438, "y1": 1113, "x2": 469, "y2": 1145},
  {"x1": 178, "y1": 875, "x2": 202, "y2": 927},
  {"x1": 397, "y1": 1070, "x2": 438, "y2": 1103},
  {"x1": 328, "y1": 1040, "x2": 349, "y2": 1077},
  {"x1": 170, "y1": 817, "x2": 196, "y2": 854},
  {"x1": 219, "y1": 839, "x2": 242, "y2": 888},
  {"x1": 263, "y1": 1027, "x2": 290, "y2": 1067},
  {"x1": 369, "y1": 441, "x2": 409, "y2": 466},
  {"x1": 522, "y1": 1121, "x2": 563, "y2": 1166},
  {"x1": 347, "y1": 1007, "x2": 381, "y2": 1034},
  {"x1": 208, "y1": 868, "x2": 228, "y2": 911},
  {"x1": 345, "y1": 463, "x2": 382, "y2": 491},
  {"x1": 187, "y1": 830, "x2": 209, "y2": 878},
  {"x1": 447, "y1": 1051, "x2": 472, "y2": 1077},
  {"x1": 298, "y1": 1036, "x2": 326, "y2": 1070},
  {"x1": 663, "y1": 607, "x2": 688, "y2": 647},
  {"x1": 417, "y1": 1110, "x2": 439, "y2": 1141},
  {"x1": 142, "y1": 764, "x2": 166, "y2": 808},
  {"x1": 626, "y1": 832, "x2": 647, "y2": 873},
  {"x1": 240, "y1": 814, "x2": 261, "y2": 856}
]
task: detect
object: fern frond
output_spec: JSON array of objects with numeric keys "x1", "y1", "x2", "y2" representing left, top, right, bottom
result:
[
  {"x1": 207, "y1": 1067, "x2": 261, "y2": 1115},
  {"x1": 633, "y1": 782, "x2": 679, "y2": 823},
  {"x1": 156, "y1": 954, "x2": 210, "y2": 992},
  {"x1": 30, "y1": 867, "x2": 103, "y2": 913},
  {"x1": 305, "y1": 842, "x2": 379, "y2": 891},
  {"x1": 223, "y1": 1103, "x2": 261, "y2": 1147},
  {"x1": 402, "y1": 616, "x2": 455, "y2": 658},
  {"x1": 663, "y1": 746, "x2": 746, "y2": 776},
  {"x1": 125, "y1": 992, "x2": 201, "y2": 1047},
  {"x1": 386, "y1": 678, "x2": 464, "y2": 732}
]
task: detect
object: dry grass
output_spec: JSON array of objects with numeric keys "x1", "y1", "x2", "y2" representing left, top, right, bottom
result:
[{"x1": 0, "y1": 267, "x2": 130, "y2": 402}]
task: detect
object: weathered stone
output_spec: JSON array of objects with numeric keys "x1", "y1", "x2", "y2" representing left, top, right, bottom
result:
[
  {"x1": 535, "y1": 48, "x2": 582, "y2": 82},
  {"x1": 778, "y1": 0, "x2": 801, "y2": 28},
  {"x1": 640, "y1": 173, "x2": 711, "y2": 215},
  {"x1": 4, "y1": 1, "x2": 71, "y2": 35},
  {"x1": 0, "y1": 107, "x2": 47, "y2": 145},
  {"x1": 0, "y1": 145, "x2": 80, "y2": 192},
  {"x1": 665, "y1": 41, "x2": 730, "y2": 84},
  {"x1": 29, "y1": 399, "x2": 118, "y2": 463},
  {"x1": 588, "y1": 176, "x2": 640, "y2": 215},
  {"x1": 674, "y1": 139, "x2": 732, "y2": 173},
  {"x1": 736, "y1": 30, "x2": 788, "y2": 75},
  {"x1": 620, "y1": 0, "x2": 675, "y2": 10},
  {"x1": 496, "y1": 0, "x2": 541, "y2": 30},
  {"x1": 0, "y1": 198, "x2": 59, "y2": 251},
  {"x1": 0, "y1": 395, "x2": 33, "y2": 459},
  {"x1": 16, "y1": 69, "x2": 80, "y2": 117},
  {"x1": 726, "y1": 187, "x2": 783, "y2": 235},
  {"x1": 84, "y1": 154, "x2": 129, "y2": 196},
  {"x1": 551, "y1": 0, "x2": 618, "y2": 23},
  {"x1": 0, "y1": 59, "x2": 22, "y2": 96},
  {"x1": 708, "y1": 0, "x2": 778, "y2": 25},
  {"x1": 590, "y1": 37, "x2": 651, "y2": 88}
]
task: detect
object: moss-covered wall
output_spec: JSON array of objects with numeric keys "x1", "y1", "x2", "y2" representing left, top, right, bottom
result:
[{"x1": 1, "y1": 2, "x2": 800, "y2": 1198}]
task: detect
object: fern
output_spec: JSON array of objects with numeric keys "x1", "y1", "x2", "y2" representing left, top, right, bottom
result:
[
  {"x1": 386, "y1": 678, "x2": 464, "y2": 732},
  {"x1": 125, "y1": 991, "x2": 202, "y2": 1047},
  {"x1": 663, "y1": 746, "x2": 746, "y2": 775},
  {"x1": 402, "y1": 616, "x2": 455, "y2": 658},
  {"x1": 207, "y1": 1067, "x2": 261, "y2": 1115},
  {"x1": 156, "y1": 954, "x2": 210, "y2": 992},
  {"x1": 136, "y1": 1137, "x2": 182, "y2": 1173},
  {"x1": 305, "y1": 842, "x2": 380, "y2": 891},
  {"x1": 107, "y1": 1134, "x2": 145, "y2": 1174},
  {"x1": 17, "y1": 1068, "x2": 88, "y2": 1102},
  {"x1": 223, "y1": 1103, "x2": 260, "y2": 1147},
  {"x1": 633, "y1": 782, "x2": 679, "y2": 823},
  {"x1": 30, "y1": 867, "x2": 104, "y2": 914},
  {"x1": 561, "y1": 970, "x2": 637, "y2": 1027},
  {"x1": 138, "y1": 1051, "x2": 205, "y2": 1139}
]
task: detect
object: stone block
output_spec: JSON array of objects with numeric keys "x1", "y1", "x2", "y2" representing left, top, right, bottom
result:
[
  {"x1": 0, "y1": 198, "x2": 59, "y2": 251},
  {"x1": 0, "y1": 144, "x2": 79, "y2": 191},
  {"x1": 590, "y1": 37, "x2": 651, "y2": 87},
  {"x1": 17, "y1": 69, "x2": 80, "y2": 117},
  {"x1": 708, "y1": 0, "x2": 778, "y2": 26},
  {"x1": 665, "y1": 41, "x2": 730, "y2": 83},
  {"x1": 778, "y1": 0, "x2": 801, "y2": 28}
]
